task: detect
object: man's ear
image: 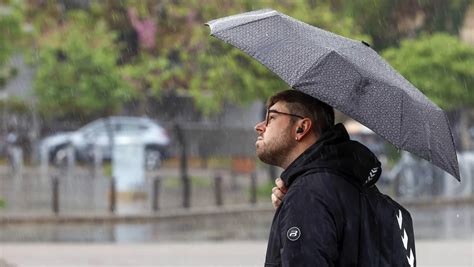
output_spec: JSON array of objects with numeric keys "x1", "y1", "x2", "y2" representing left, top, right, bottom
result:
[{"x1": 296, "y1": 118, "x2": 313, "y2": 138}]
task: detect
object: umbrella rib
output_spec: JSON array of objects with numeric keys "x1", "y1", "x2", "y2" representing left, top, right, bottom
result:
[
  {"x1": 293, "y1": 50, "x2": 336, "y2": 88},
  {"x1": 208, "y1": 14, "x2": 278, "y2": 36}
]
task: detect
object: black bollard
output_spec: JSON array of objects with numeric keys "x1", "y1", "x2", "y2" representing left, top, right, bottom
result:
[
  {"x1": 174, "y1": 123, "x2": 191, "y2": 208},
  {"x1": 182, "y1": 177, "x2": 191, "y2": 208},
  {"x1": 152, "y1": 176, "x2": 161, "y2": 211},
  {"x1": 52, "y1": 176, "x2": 59, "y2": 214},
  {"x1": 250, "y1": 172, "x2": 257, "y2": 205},
  {"x1": 214, "y1": 175, "x2": 223, "y2": 206},
  {"x1": 109, "y1": 177, "x2": 116, "y2": 213}
]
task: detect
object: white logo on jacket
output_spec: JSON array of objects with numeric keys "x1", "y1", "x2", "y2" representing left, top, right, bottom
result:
[
  {"x1": 287, "y1": 227, "x2": 301, "y2": 241},
  {"x1": 365, "y1": 167, "x2": 379, "y2": 185}
]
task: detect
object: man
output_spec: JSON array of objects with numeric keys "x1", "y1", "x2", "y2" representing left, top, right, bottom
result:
[{"x1": 255, "y1": 90, "x2": 415, "y2": 266}]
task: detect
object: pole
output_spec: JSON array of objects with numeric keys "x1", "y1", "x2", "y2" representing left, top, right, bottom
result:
[
  {"x1": 52, "y1": 176, "x2": 59, "y2": 214},
  {"x1": 214, "y1": 175, "x2": 223, "y2": 206},
  {"x1": 109, "y1": 177, "x2": 116, "y2": 213},
  {"x1": 175, "y1": 123, "x2": 190, "y2": 208},
  {"x1": 152, "y1": 176, "x2": 161, "y2": 211}
]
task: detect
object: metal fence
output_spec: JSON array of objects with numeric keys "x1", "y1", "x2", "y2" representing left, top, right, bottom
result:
[
  {"x1": 0, "y1": 164, "x2": 269, "y2": 215},
  {"x1": 1, "y1": 151, "x2": 473, "y2": 215},
  {"x1": 0, "y1": 168, "x2": 109, "y2": 214}
]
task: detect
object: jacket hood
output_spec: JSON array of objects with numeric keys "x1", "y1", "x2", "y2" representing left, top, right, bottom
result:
[{"x1": 280, "y1": 123, "x2": 381, "y2": 188}]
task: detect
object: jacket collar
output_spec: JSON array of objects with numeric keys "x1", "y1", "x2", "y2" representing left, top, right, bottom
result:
[{"x1": 280, "y1": 123, "x2": 382, "y2": 188}]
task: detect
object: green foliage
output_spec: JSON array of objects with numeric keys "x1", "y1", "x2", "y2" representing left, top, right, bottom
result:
[
  {"x1": 104, "y1": 162, "x2": 112, "y2": 177},
  {"x1": 0, "y1": 0, "x2": 24, "y2": 85},
  {"x1": 255, "y1": 180, "x2": 274, "y2": 199},
  {"x1": 86, "y1": 0, "x2": 370, "y2": 115},
  {"x1": 164, "y1": 176, "x2": 211, "y2": 188},
  {"x1": 344, "y1": 0, "x2": 472, "y2": 49},
  {"x1": 0, "y1": 97, "x2": 30, "y2": 114},
  {"x1": 0, "y1": 197, "x2": 5, "y2": 209},
  {"x1": 21, "y1": 0, "x2": 472, "y2": 119},
  {"x1": 121, "y1": 52, "x2": 184, "y2": 99},
  {"x1": 382, "y1": 33, "x2": 474, "y2": 109},
  {"x1": 33, "y1": 11, "x2": 135, "y2": 119},
  {"x1": 189, "y1": 38, "x2": 286, "y2": 115},
  {"x1": 0, "y1": 0, "x2": 23, "y2": 64},
  {"x1": 13, "y1": 1, "x2": 371, "y2": 117}
]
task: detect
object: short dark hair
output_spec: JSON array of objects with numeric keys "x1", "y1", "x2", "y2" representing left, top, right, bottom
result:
[{"x1": 267, "y1": 90, "x2": 334, "y2": 135}]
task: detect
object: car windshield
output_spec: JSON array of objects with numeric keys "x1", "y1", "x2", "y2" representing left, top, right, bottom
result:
[
  {"x1": 116, "y1": 121, "x2": 148, "y2": 132},
  {"x1": 80, "y1": 120, "x2": 108, "y2": 136}
]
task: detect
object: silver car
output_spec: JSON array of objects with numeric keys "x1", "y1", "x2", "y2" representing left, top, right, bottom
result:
[{"x1": 40, "y1": 116, "x2": 170, "y2": 170}]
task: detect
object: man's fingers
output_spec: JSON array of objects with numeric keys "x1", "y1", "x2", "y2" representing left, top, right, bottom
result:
[
  {"x1": 271, "y1": 186, "x2": 278, "y2": 194},
  {"x1": 272, "y1": 178, "x2": 288, "y2": 209},
  {"x1": 271, "y1": 193, "x2": 282, "y2": 209},
  {"x1": 272, "y1": 187, "x2": 285, "y2": 200},
  {"x1": 275, "y1": 178, "x2": 288, "y2": 193}
]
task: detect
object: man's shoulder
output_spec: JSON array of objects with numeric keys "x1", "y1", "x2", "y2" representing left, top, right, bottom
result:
[
  {"x1": 296, "y1": 168, "x2": 348, "y2": 186},
  {"x1": 280, "y1": 171, "x2": 348, "y2": 222},
  {"x1": 287, "y1": 171, "x2": 337, "y2": 196},
  {"x1": 288, "y1": 169, "x2": 359, "y2": 198}
]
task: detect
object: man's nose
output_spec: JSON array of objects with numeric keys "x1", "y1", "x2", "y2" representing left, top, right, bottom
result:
[{"x1": 255, "y1": 121, "x2": 266, "y2": 134}]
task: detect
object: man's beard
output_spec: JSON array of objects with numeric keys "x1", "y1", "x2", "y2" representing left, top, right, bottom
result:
[{"x1": 256, "y1": 126, "x2": 296, "y2": 167}]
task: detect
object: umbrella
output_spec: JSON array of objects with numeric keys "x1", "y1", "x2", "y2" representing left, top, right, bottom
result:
[{"x1": 206, "y1": 9, "x2": 460, "y2": 181}]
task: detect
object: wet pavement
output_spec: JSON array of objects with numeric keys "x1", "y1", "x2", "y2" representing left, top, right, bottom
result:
[
  {"x1": 1, "y1": 204, "x2": 473, "y2": 242},
  {"x1": 0, "y1": 204, "x2": 473, "y2": 266},
  {"x1": 0, "y1": 240, "x2": 473, "y2": 267}
]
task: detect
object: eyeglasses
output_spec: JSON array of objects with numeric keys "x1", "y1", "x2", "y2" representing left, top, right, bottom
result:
[{"x1": 265, "y1": 109, "x2": 304, "y2": 126}]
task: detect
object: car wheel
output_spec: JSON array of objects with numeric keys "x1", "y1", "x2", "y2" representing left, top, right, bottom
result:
[
  {"x1": 145, "y1": 148, "x2": 162, "y2": 170},
  {"x1": 53, "y1": 147, "x2": 68, "y2": 166}
]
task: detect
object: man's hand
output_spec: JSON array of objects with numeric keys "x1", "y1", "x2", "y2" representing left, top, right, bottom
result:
[{"x1": 271, "y1": 178, "x2": 288, "y2": 209}]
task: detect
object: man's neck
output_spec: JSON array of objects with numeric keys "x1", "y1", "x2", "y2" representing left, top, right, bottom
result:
[{"x1": 281, "y1": 138, "x2": 318, "y2": 169}]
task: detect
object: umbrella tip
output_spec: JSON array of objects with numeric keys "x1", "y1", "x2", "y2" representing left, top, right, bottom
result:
[
  {"x1": 455, "y1": 173, "x2": 461, "y2": 182},
  {"x1": 450, "y1": 168, "x2": 461, "y2": 182},
  {"x1": 361, "y1": 40, "x2": 371, "y2": 47}
]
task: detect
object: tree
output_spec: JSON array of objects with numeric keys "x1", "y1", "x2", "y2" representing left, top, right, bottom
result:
[
  {"x1": 382, "y1": 33, "x2": 474, "y2": 110},
  {"x1": 0, "y1": 0, "x2": 24, "y2": 86},
  {"x1": 342, "y1": 0, "x2": 473, "y2": 49},
  {"x1": 33, "y1": 11, "x2": 135, "y2": 119},
  {"x1": 26, "y1": 1, "x2": 370, "y2": 117},
  {"x1": 382, "y1": 33, "x2": 474, "y2": 150},
  {"x1": 91, "y1": 0, "x2": 370, "y2": 115}
]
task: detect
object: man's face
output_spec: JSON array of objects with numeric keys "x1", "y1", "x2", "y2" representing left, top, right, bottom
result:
[{"x1": 254, "y1": 102, "x2": 296, "y2": 167}]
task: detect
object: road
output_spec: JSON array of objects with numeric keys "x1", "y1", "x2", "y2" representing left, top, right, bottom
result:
[{"x1": 1, "y1": 240, "x2": 473, "y2": 267}]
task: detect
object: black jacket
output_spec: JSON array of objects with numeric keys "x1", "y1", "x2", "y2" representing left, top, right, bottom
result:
[{"x1": 264, "y1": 123, "x2": 416, "y2": 266}]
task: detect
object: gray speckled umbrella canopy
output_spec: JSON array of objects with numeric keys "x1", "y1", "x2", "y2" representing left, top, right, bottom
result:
[{"x1": 207, "y1": 9, "x2": 460, "y2": 180}]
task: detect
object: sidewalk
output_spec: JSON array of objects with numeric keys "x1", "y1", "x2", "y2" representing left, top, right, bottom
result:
[{"x1": 1, "y1": 240, "x2": 473, "y2": 267}]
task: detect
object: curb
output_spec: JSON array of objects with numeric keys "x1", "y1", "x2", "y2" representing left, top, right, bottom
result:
[
  {"x1": 1, "y1": 197, "x2": 473, "y2": 225},
  {"x1": 0, "y1": 204, "x2": 275, "y2": 224}
]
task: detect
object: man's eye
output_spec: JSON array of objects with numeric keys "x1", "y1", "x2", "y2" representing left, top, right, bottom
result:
[{"x1": 269, "y1": 116, "x2": 275, "y2": 121}]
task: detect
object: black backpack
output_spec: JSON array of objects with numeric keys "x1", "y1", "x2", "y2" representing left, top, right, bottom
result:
[
  {"x1": 358, "y1": 186, "x2": 417, "y2": 267},
  {"x1": 304, "y1": 164, "x2": 417, "y2": 266}
]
